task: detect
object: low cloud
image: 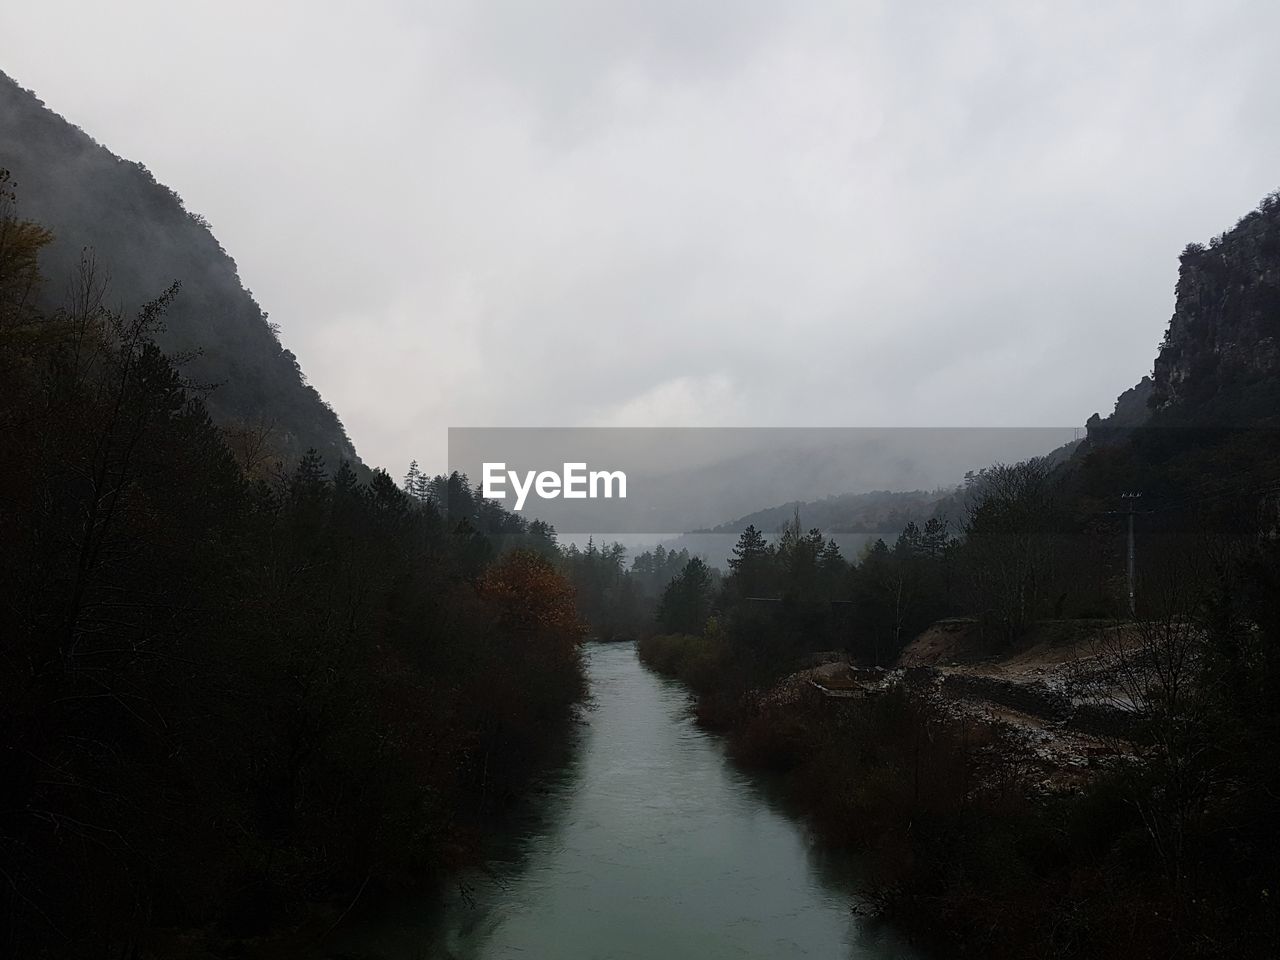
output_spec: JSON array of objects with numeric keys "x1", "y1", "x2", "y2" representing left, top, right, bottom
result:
[{"x1": 3, "y1": 0, "x2": 1278, "y2": 473}]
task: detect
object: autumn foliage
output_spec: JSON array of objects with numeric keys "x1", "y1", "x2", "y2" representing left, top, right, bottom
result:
[{"x1": 480, "y1": 549, "x2": 587, "y2": 644}]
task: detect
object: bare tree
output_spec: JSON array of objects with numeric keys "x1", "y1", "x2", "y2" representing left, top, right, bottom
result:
[
  {"x1": 1094, "y1": 561, "x2": 1220, "y2": 897},
  {"x1": 222, "y1": 416, "x2": 280, "y2": 479},
  {"x1": 962, "y1": 459, "x2": 1061, "y2": 644}
]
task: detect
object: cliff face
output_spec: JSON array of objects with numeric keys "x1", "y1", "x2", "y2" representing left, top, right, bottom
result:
[
  {"x1": 1088, "y1": 192, "x2": 1280, "y2": 439},
  {"x1": 1150, "y1": 194, "x2": 1280, "y2": 422},
  {"x1": 1087, "y1": 376, "x2": 1155, "y2": 436},
  {"x1": 0, "y1": 71, "x2": 360, "y2": 470}
]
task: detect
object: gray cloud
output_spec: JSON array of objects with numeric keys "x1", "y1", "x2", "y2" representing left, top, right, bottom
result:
[{"x1": 3, "y1": 0, "x2": 1278, "y2": 474}]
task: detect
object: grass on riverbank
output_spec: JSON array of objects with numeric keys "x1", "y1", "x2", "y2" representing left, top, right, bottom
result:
[{"x1": 637, "y1": 632, "x2": 1270, "y2": 960}]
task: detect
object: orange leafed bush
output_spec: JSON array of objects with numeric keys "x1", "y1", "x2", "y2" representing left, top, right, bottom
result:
[{"x1": 478, "y1": 549, "x2": 586, "y2": 644}]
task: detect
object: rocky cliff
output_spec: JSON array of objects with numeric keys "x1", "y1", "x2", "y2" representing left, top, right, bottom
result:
[
  {"x1": 1150, "y1": 193, "x2": 1280, "y2": 423},
  {"x1": 1089, "y1": 191, "x2": 1280, "y2": 438}
]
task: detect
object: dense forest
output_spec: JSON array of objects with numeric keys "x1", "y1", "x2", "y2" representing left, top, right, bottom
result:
[
  {"x1": 0, "y1": 173, "x2": 588, "y2": 955},
  {"x1": 638, "y1": 194, "x2": 1280, "y2": 958}
]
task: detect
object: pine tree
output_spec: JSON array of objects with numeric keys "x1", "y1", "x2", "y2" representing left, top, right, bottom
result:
[
  {"x1": 333, "y1": 458, "x2": 359, "y2": 497},
  {"x1": 657, "y1": 557, "x2": 713, "y2": 634},
  {"x1": 725, "y1": 525, "x2": 765, "y2": 596},
  {"x1": 728, "y1": 524, "x2": 769, "y2": 572},
  {"x1": 290, "y1": 448, "x2": 328, "y2": 503}
]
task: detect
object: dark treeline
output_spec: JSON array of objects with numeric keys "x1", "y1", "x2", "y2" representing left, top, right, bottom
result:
[
  {"x1": 548, "y1": 538, "x2": 700, "y2": 640},
  {"x1": 388, "y1": 475, "x2": 702, "y2": 643},
  {"x1": 0, "y1": 175, "x2": 587, "y2": 955},
  {"x1": 647, "y1": 427, "x2": 1280, "y2": 665},
  {"x1": 640, "y1": 432, "x2": 1280, "y2": 956}
]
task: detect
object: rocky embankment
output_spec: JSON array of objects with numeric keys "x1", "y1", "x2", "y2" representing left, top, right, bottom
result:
[{"x1": 778, "y1": 619, "x2": 1146, "y2": 793}]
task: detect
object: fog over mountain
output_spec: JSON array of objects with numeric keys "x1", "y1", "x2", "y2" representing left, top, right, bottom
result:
[
  {"x1": 4, "y1": 1, "x2": 1280, "y2": 473},
  {"x1": 0, "y1": 73, "x2": 359, "y2": 470},
  {"x1": 449, "y1": 426, "x2": 1078, "y2": 535}
]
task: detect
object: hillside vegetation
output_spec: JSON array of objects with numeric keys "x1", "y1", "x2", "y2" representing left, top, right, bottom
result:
[
  {"x1": 0, "y1": 169, "x2": 588, "y2": 956},
  {"x1": 0, "y1": 70, "x2": 357, "y2": 469}
]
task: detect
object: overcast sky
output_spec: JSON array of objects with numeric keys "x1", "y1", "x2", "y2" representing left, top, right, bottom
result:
[{"x1": 3, "y1": 1, "x2": 1279, "y2": 473}]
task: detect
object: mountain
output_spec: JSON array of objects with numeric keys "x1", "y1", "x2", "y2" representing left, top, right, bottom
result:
[
  {"x1": 685, "y1": 191, "x2": 1280, "y2": 559},
  {"x1": 1089, "y1": 191, "x2": 1280, "y2": 437},
  {"x1": 696, "y1": 488, "x2": 946, "y2": 536},
  {"x1": 1087, "y1": 376, "x2": 1156, "y2": 433},
  {"x1": 0, "y1": 71, "x2": 358, "y2": 469},
  {"x1": 1150, "y1": 193, "x2": 1280, "y2": 423},
  {"x1": 657, "y1": 488, "x2": 947, "y2": 568}
]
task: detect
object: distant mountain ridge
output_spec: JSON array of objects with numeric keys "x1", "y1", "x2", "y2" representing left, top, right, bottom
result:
[
  {"x1": 0, "y1": 70, "x2": 359, "y2": 470},
  {"x1": 660, "y1": 487, "x2": 950, "y2": 568},
  {"x1": 696, "y1": 488, "x2": 946, "y2": 536}
]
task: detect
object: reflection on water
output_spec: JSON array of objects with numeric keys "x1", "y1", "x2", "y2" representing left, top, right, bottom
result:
[{"x1": 336, "y1": 642, "x2": 921, "y2": 959}]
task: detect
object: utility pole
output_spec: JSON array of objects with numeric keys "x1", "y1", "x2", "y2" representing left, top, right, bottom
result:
[{"x1": 1121, "y1": 492, "x2": 1142, "y2": 617}]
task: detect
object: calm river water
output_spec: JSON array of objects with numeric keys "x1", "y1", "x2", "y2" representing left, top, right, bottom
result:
[{"x1": 339, "y1": 642, "x2": 921, "y2": 959}]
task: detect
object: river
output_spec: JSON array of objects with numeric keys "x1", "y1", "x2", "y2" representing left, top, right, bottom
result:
[{"x1": 339, "y1": 641, "x2": 921, "y2": 959}]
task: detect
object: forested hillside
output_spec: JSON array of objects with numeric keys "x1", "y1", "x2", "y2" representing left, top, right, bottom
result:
[
  {"x1": 0, "y1": 170, "x2": 588, "y2": 955},
  {"x1": 0, "y1": 70, "x2": 357, "y2": 469}
]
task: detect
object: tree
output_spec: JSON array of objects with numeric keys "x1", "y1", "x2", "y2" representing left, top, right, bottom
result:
[
  {"x1": 657, "y1": 557, "x2": 713, "y2": 634},
  {"x1": 818, "y1": 537, "x2": 848, "y2": 597},
  {"x1": 480, "y1": 549, "x2": 585, "y2": 649},
  {"x1": 0, "y1": 168, "x2": 54, "y2": 328},
  {"x1": 727, "y1": 524, "x2": 772, "y2": 598},
  {"x1": 961, "y1": 459, "x2": 1062, "y2": 644},
  {"x1": 403, "y1": 459, "x2": 421, "y2": 496},
  {"x1": 0, "y1": 166, "x2": 595, "y2": 955}
]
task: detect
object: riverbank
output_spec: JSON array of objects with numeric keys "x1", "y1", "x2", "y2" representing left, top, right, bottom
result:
[
  {"x1": 150, "y1": 646, "x2": 605, "y2": 960},
  {"x1": 636, "y1": 630, "x2": 1251, "y2": 960},
  {"x1": 324, "y1": 642, "x2": 920, "y2": 959},
  {"x1": 140, "y1": 703, "x2": 592, "y2": 960}
]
